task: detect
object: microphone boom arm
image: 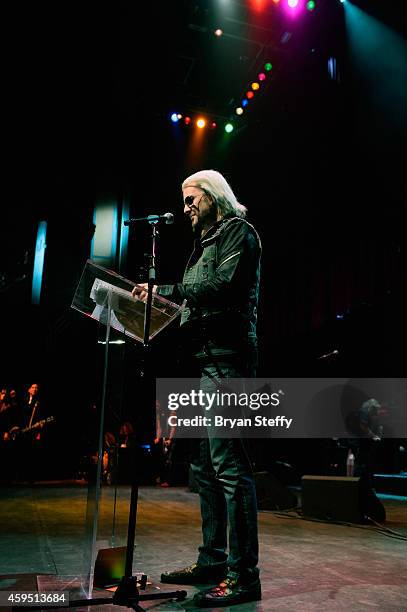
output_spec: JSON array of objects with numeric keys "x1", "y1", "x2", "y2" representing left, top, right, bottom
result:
[{"x1": 124, "y1": 213, "x2": 174, "y2": 226}]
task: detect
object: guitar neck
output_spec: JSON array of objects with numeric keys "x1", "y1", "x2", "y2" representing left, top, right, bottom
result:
[{"x1": 22, "y1": 417, "x2": 54, "y2": 434}]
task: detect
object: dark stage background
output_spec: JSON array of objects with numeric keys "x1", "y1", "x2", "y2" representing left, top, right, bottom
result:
[{"x1": 1, "y1": 0, "x2": 406, "y2": 481}]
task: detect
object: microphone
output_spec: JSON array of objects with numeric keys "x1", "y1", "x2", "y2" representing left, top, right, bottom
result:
[
  {"x1": 124, "y1": 212, "x2": 174, "y2": 226},
  {"x1": 317, "y1": 349, "x2": 339, "y2": 360}
]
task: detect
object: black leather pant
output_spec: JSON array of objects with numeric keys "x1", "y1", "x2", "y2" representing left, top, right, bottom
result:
[{"x1": 189, "y1": 357, "x2": 259, "y2": 572}]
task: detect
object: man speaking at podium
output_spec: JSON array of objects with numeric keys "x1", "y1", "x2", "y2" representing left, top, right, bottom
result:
[{"x1": 133, "y1": 169, "x2": 262, "y2": 607}]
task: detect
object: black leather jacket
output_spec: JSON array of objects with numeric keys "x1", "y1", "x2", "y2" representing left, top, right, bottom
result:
[{"x1": 157, "y1": 216, "x2": 261, "y2": 359}]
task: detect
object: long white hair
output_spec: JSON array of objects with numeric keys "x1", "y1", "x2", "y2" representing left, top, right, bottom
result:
[{"x1": 182, "y1": 170, "x2": 247, "y2": 219}]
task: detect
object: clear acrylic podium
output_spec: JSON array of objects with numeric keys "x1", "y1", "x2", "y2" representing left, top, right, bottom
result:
[
  {"x1": 66, "y1": 260, "x2": 184, "y2": 601},
  {"x1": 72, "y1": 259, "x2": 183, "y2": 343}
]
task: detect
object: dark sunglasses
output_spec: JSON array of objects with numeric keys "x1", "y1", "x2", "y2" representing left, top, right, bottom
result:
[{"x1": 183, "y1": 193, "x2": 205, "y2": 208}]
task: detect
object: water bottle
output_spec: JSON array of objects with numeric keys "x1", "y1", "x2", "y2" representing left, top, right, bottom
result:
[{"x1": 346, "y1": 449, "x2": 355, "y2": 476}]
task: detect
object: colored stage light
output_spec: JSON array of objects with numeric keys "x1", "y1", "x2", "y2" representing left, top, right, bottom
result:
[
  {"x1": 328, "y1": 57, "x2": 338, "y2": 80},
  {"x1": 306, "y1": 0, "x2": 315, "y2": 10},
  {"x1": 258, "y1": 73, "x2": 266, "y2": 81},
  {"x1": 171, "y1": 113, "x2": 179, "y2": 123},
  {"x1": 264, "y1": 62, "x2": 273, "y2": 71},
  {"x1": 235, "y1": 107, "x2": 244, "y2": 115},
  {"x1": 184, "y1": 116, "x2": 191, "y2": 125},
  {"x1": 246, "y1": 91, "x2": 254, "y2": 99},
  {"x1": 211, "y1": 122, "x2": 217, "y2": 129},
  {"x1": 214, "y1": 28, "x2": 223, "y2": 36},
  {"x1": 196, "y1": 118, "x2": 206, "y2": 129},
  {"x1": 288, "y1": 0, "x2": 299, "y2": 8},
  {"x1": 242, "y1": 99, "x2": 248, "y2": 107},
  {"x1": 272, "y1": 0, "x2": 280, "y2": 4},
  {"x1": 32, "y1": 221, "x2": 47, "y2": 305},
  {"x1": 251, "y1": 82, "x2": 260, "y2": 90},
  {"x1": 177, "y1": 113, "x2": 182, "y2": 119},
  {"x1": 225, "y1": 123, "x2": 234, "y2": 133},
  {"x1": 250, "y1": 0, "x2": 267, "y2": 11}
]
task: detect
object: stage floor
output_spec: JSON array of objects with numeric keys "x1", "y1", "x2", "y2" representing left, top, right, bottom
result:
[{"x1": 0, "y1": 484, "x2": 406, "y2": 611}]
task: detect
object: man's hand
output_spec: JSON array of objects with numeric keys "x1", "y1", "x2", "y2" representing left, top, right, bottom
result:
[{"x1": 132, "y1": 283, "x2": 157, "y2": 303}]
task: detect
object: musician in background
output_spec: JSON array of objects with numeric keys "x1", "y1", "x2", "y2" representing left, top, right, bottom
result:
[
  {"x1": 13, "y1": 383, "x2": 48, "y2": 483},
  {"x1": 153, "y1": 400, "x2": 176, "y2": 487},
  {"x1": 0, "y1": 387, "x2": 19, "y2": 483},
  {"x1": 20, "y1": 383, "x2": 42, "y2": 429},
  {"x1": 345, "y1": 398, "x2": 384, "y2": 489},
  {"x1": 1, "y1": 387, "x2": 15, "y2": 441}
]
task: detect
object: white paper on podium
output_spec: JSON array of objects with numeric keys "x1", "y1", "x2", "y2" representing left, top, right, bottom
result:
[
  {"x1": 90, "y1": 278, "x2": 145, "y2": 340},
  {"x1": 89, "y1": 277, "x2": 184, "y2": 342}
]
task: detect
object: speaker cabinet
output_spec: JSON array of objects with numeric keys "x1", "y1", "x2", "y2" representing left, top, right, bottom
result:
[{"x1": 301, "y1": 475, "x2": 386, "y2": 524}]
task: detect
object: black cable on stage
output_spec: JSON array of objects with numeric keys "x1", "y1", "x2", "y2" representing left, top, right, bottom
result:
[{"x1": 260, "y1": 508, "x2": 407, "y2": 541}]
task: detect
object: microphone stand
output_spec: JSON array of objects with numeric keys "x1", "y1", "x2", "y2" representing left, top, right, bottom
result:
[
  {"x1": 107, "y1": 218, "x2": 186, "y2": 609},
  {"x1": 108, "y1": 218, "x2": 186, "y2": 610},
  {"x1": 29, "y1": 218, "x2": 186, "y2": 612}
]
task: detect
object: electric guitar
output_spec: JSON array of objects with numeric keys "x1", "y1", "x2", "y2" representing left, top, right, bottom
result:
[{"x1": 9, "y1": 416, "x2": 56, "y2": 440}]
